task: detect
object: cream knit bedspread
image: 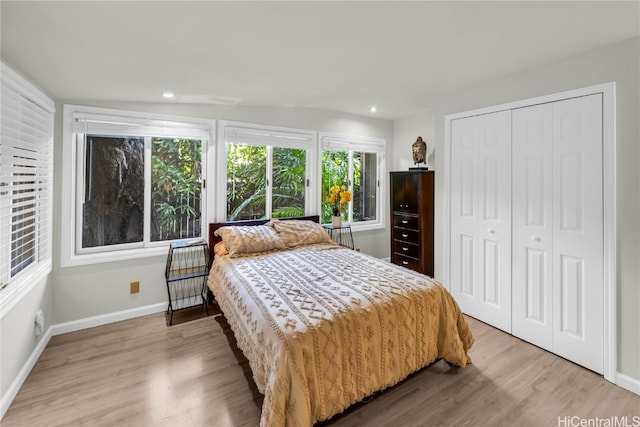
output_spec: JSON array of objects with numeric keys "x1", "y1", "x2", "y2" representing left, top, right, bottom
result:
[{"x1": 208, "y1": 244, "x2": 473, "y2": 427}]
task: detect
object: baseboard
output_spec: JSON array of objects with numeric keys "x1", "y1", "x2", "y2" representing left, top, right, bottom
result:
[
  {"x1": 616, "y1": 372, "x2": 640, "y2": 396},
  {"x1": 0, "y1": 327, "x2": 52, "y2": 420},
  {"x1": 50, "y1": 302, "x2": 167, "y2": 336},
  {"x1": 0, "y1": 302, "x2": 166, "y2": 421}
]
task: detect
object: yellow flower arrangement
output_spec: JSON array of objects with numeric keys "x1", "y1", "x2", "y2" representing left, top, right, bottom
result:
[{"x1": 327, "y1": 184, "x2": 352, "y2": 216}]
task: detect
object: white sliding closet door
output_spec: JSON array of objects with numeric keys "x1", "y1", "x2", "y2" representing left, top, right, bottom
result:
[
  {"x1": 512, "y1": 94, "x2": 603, "y2": 373},
  {"x1": 450, "y1": 111, "x2": 512, "y2": 332},
  {"x1": 552, "y1": 94, "x2": 603, "y2": 373}
]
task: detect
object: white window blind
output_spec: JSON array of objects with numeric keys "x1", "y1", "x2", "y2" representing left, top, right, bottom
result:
[
  {"x1": 320, "y1": 133, "x2": 386, "y2": 153},
  {"x1": 0, "y1": 63, "x2": 55, "y2": 309},
  {"x1": 224, "y1": 123, "x2": 315, "y2": 148},
  {"x1": 72, "y1": 111, "x2": 211, "y2": 140}
]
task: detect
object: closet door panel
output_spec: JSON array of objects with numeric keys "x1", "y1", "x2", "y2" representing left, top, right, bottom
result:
[
  {"x1": 450, "y1": 117, "x2": 479, "y2": 316},
  {"x1": 451, "y1": 111, "x2": 511, "y2": 331},
  {"x1": 552, "y1": 94, "x2": 603, "y2": 374},
  {"x1": 512, "y1": 104, "x2": 553, "y2": 351},
  {"x1": 477, "y1": 111, "x2": 512, "y2": 333}
]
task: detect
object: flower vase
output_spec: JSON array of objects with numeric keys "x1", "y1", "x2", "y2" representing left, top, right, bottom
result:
[{"x1": 332, "y1": 215, "x2": 342, "y2": 228}]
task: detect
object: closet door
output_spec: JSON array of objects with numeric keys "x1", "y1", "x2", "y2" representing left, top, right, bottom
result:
[
  {"x1": 552, "y1": 94, "x2": 603, "y2": 373},
  {"x1": 512, "y1": 94, "x2": 603, "y2": 373},
  {"x1": 451, "y1": 111, "x2": 511, "y2": 332},
  {"x1": 451, "y1": 116, "x2": 480, "y2": 317},
  {"x1": 512, "y1": 103, "x2": 554, "y2": 351}
]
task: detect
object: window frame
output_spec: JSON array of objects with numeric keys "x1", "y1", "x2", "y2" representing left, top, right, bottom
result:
[
  {"x1": 61, "y1": 105, "x2": 215, "y2": 267},
  {"x1": 319, "y1": 132, "x2": 386, "y2": 232},
  {"x1": 217, "y1": 121, "x2": 317, "y2": 221},
  {"x1": 0, "y1": 62, "x2": 55, "y2": 313}
]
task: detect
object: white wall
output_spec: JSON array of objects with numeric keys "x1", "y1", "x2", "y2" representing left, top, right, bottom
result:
[
  {"x1": 392, "y1": 37, "x2": 640, "y2": 382},
  {"x1": 51, "y1": 102, "x2": 394, "y2": 324},
  {"x1": 0, "y1": 275, "x2": 52, "y2": 409},
  {"x1": 392, "y1": 114, "x2": 436, "y2": 172}
]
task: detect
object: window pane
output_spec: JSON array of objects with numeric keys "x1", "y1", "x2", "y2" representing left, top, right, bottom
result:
[
  {"x1": 353, "y1": 152, "x2": 377, "y2": 222},
  {"x1": 151, "y1": 138, "x2": 202, "y2": 242},
  {"x1": 11, "y1": 180, "x2": 35, "y2": 277},
  {"x1": 321, "y1": 150, "x2": 349, "y2": 224},
  {"x1": 82, "y1": 136, "x2": 144, "y2": 248},
  {"x1": 272, "y1": 147, "x2": 306, "y2": 218},
  {"x1": 226, "y1": 143, "x2": 266, "y2": 221}
]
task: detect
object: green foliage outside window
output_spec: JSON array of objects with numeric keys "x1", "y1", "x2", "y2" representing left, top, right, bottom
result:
[
  {"x1": 151, "y1": 138, "x2": 202, "y2": 241},
  {"x1": 226, "y1": 143, "x2": 306, "y2": 221},
  {"x1": 272, "y1": 147, "x2": 306, "y2": 218},
  {"x1": 226, "y1": 143, "x2": 267, "y2": 220},
  {"x1": 224, "y1": 144, "x2": 375, "y2": 224},
  {"x1": 321, "y1": 150, "x2": 376, "y2": 224},
  {"x1": 321, "y1": 150, "x2": 349, "y2": 223}
]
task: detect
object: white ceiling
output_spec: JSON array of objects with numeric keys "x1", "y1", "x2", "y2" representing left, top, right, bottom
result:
[{"x1": 1, "y1": 1, "x2": 638, "y2": 120}]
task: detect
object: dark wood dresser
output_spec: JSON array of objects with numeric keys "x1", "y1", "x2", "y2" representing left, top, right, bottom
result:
[{"x1": 390, "y1": 170, "x2": 434, "y2": 276}]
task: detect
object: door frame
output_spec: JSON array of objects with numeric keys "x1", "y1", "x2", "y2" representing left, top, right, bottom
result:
[{"x1": 443, "y1": 82, "x2": 616, "y2": 383}]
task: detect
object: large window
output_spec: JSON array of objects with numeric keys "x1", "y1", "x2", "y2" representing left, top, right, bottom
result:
[
  {"x1": 320, "y1": 133, "x2": 385, "y2": 228},
  {"x1": 62, "y1": 106, "x2": 213, "y2": 265},
  {"x1": 0, "y1": 63, "x2": 54, "y2": 309},
  {"x1": 221, "y1": 122, "x2": 315, "y2": 221}
]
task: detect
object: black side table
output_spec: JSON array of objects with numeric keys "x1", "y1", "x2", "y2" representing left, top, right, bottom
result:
[
  {"x1": 165, "y1": 238, "x2": 210, "y2": 326},
  {"x1": 323, "y1": 223, "x2": 354, "y2": 249}
]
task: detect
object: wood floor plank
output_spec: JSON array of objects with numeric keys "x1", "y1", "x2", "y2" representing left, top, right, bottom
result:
[{"x1": 2, "y1": 309, "x2": 638, "y2": 427}]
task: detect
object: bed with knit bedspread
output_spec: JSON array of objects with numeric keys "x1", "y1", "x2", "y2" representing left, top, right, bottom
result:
[{"x1": 207, "y1": 224, "x2": 473, "y2": 427}]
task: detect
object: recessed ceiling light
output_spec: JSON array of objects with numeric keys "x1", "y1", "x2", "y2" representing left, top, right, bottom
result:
[
  {"x1": 162, "y1": 92, "x2": 174, "y2": 99},
  {"x1": 370, "y1": 106, "x2": 377, "y2": 113}
]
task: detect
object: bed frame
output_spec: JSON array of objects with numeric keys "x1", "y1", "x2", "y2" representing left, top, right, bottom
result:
[{"x1": 207, "y1": 215, "x2": 320, "y2": 264}]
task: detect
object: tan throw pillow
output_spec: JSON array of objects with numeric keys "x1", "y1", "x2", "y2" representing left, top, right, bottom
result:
[
  {"x1": 213, "y1": 241, "x2": 229, "y2": 257},
  {"x1": 269, "y1": 219, "x2": 333, "y2": 248},
  {"x1": 214, "y1": 225, "x2": 285, "y2": 256}
]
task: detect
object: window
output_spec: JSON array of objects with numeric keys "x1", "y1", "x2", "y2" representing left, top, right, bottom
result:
[
  {"x1": 0, "y1": 63, "x2": 55, "y2": 310},
  {"x1": 320, "y1": 133, "x2": 386, "y2": 228},
  {"x1": 221, "y1": 122, "x2": 315, "y2": 221},
  {"x1": 62, "y1": 105, "x2": 213, "y2": 266}
]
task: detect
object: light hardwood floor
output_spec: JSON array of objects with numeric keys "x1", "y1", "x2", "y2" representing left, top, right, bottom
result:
[{"x1": 3, "y1": 305, "x2": 638, "y2": 427}]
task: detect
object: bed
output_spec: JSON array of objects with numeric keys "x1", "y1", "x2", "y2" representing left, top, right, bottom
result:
[{"x1": 207, "y1": 216, "x2": 473, "y2": 427}]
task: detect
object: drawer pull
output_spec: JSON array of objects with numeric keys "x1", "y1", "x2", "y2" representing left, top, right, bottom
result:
[
  {"x1": 402, "y1": 261, "x2": 409, "y2": 265},
  {"x1": 401, "y1": 220, "x2": 408, "y2": 224},
  {"x1": 402, "y1": 247, "x2": 409, "y2": 251},
  {"x1": 402, "y1": 234, "x2": 408, "y2": 238}
]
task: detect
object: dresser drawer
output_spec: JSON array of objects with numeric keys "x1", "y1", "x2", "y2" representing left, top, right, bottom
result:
[
  {"x1": 391, "y1": 253, "x2": 421, "y2": 271},
  {"x1": 393, "y1": 215, "x2": 419, "y2": 230},
  {"x1": 392, "y1": 228, "x2": 419, "y2": 244},
  {"x1": 392, "y1": 240, "x2": 420, "y2": 259}
]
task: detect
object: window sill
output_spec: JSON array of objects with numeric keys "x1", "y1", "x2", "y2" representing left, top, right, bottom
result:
[
  {"x1": 351, "y1": 222, "x2": 385, "y2": 233},
  {"x1": 61, "y1": 246, "x2": 169, "y2": 269},
  {"x1": 0, "y1": 260, "x2": 52, "y2": 319},
  {"x1": 321, "y1": 221, "x2": 385, "y2": 233}
]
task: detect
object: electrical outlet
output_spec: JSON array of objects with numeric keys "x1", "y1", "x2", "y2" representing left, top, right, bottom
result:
[{"x1": 130, "y1": 281, "x2": 140, "y2": 294}]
